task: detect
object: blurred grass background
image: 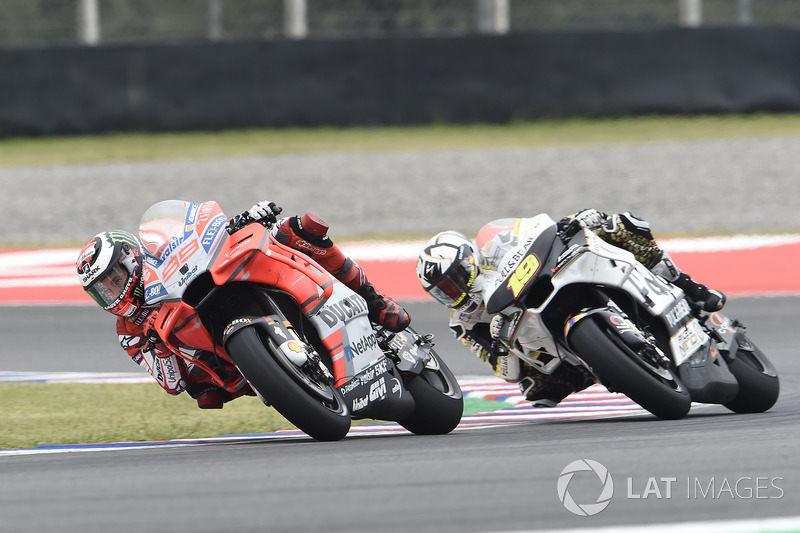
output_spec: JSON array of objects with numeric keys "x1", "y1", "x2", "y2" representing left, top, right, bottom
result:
[{"x1": 2, "y1": 114, "x2": 800, "y2": 167}]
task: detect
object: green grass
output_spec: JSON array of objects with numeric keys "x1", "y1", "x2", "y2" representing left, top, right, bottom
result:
[
  {"x1": 0, "y1": 382, "x2": 506, "y2": 450},
  {"x1": 2, "y1": 114, "x2": 800, "y2": 167}
]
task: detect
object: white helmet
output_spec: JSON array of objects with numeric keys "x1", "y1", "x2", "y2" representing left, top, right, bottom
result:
[
  {"x1": 416, "y1": 231, "x2": 482, "y2": 312},
  {"x1": 77, "y1": 231, "x2": 144, "y2": 317}
]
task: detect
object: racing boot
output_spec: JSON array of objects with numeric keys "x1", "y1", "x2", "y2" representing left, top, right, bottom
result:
[
  {"x1": 672, "y1": 273, "x2": 726, "y2": 312},
  {"x1": 650, "y1": 252, "x2": 725, "y2": 312},
  {"x1": 518, "y1": 362, "x2": 593, "y2": 408},
  {"x1": 275, "y1": 213, "x2": 410, "y2": 332}
]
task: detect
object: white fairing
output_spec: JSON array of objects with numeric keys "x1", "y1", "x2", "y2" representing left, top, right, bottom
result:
[
  {"x1": 139, "y1": 200, "x2": 228, "y2": 305},
  {"x1": 309, "y1": 282, "x2": 385, "y2": 378},
  {"x1": 490, "y1": 226, "x2": 710, "y2": 372},
  {"x1": 482, "y1": 214, "x2": 557, "y2": 297}
]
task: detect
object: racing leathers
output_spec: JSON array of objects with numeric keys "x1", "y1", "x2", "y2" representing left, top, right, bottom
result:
[
  {"x1": 116, "y1": 308, "x2": 253, "y2": 408},
  {"x1": 451, "y1": 209, "x2": 725, "y2": 407}
]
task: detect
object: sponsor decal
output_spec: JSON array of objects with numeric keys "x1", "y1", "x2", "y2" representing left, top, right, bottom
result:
[
  {"x1": 317, "y1": 294, "x2": 369, "y2": 327},
  {"x1": 286, "y1": 341, "x2": 304, "y2": 353},
  {"x1": 665, "y1": 299, "x2": 692, "y2": 328},
  {"x1": 343, "y1": 333, "x2": 378, "y2": 361},
  {"x1": 80, "y1": 265, "x2": 101, "y2": 284},
  {"x1": 672, "y1": 321, "x2": 704, "y2": 360},
  {"x1": 185, "y1": 203, "x2": 200, "y2": 226},
  {"x1": 554, "y1": 244, "x2": 584, "y2": 272},
  {"x1": 368, "y1": 377, "x2": 387, "y2": 401},
  {"x1": 340, "y1": 380, "x2": 362, "y2": 395},
  {"x1": 154, "y1": 360, "x2": 163, "y2": 384},
  {"x1": 292, "y1": 240, "x2": 328, "y2": 255},
  {"x1": 495, "y1": 236, "x2": 536, "y2": 287},
  {"x1": 708, "y1": 312, "x2": 736, "y2": 333},
  {"x1": 162, "y1": 356, "x2": 179, "y2": 383},
  {"x1": 223, "y1": 317, "x2": 252, "y2": 337},
  {"x1": 133, "y1": 308, "x2": 155, "y2": 327},
  {"x1": 120, "y1": 334, "x2": 142, "y2": 349},
  {"x1": 338, "y1": 359, "x2": 389, "y2": 396},
  {"x1": 160, "y1": 238, "x2": 183, "y2": 261},
  {"x1": 77, "y1": 238, "x2": 99, "y2": 273},
  {"x1": 177, "y1": 265, "x2": 199, "y2": 286},
  {"x1": 423, "y1": 261, "x2": 440, "y2": 283},
  {"x1": 609, "y1": 314, "x2": 637, "y2": 335},
  {"x1": 201, "y1": 215, "x2": 227, "y2": 251},
  {"x1": 197, "y1": 202, "x2": 215, "y2": 222},
  {"x1": 271, "y1": 324, "x2": 288, "y2": 340},
  {"x1": 352, "y1": 396, "x2": 369, "y2": 410},
  {"x1": 145, "y1": 283, "x2": 167, "y2": 301},
  {"x1": 391, "y1": 377, "x2": 402, "y2": 396}
]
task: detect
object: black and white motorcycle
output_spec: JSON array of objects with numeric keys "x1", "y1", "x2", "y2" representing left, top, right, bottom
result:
[{"x1": 483, "y1": 214, "x2": 779, "y2": 420}]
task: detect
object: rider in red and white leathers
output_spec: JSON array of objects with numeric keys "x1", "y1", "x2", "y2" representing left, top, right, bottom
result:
[
  {"x1": 78, "y1": 201, "x2": 410, "y2": 409},
  {"x1": 416, "y1": 209, "x2": 725, "y2": 407}
]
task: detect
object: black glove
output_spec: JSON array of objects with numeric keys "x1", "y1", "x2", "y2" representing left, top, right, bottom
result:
[{"x1": 141, "y1": 330, "x2": 170, "y2": 358}]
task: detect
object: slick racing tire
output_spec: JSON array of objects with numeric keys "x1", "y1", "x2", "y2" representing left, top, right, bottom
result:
[
  {"x1": 227, "y1": 326, "x2": 350, "y2": 442},
  {"x1": 569, "y1": 316, "x2": 692, "y2": 420},
  {"x1": 723, "y1": 336, "x2": 779, "y2": 414},
  {"x1": 398, "y1": 350, "x2": 464, "y2": 435}
]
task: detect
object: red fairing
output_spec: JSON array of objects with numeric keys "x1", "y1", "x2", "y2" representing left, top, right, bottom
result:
[{"x1": 148, "y1": 222, "x2": 346, "y2": 389}]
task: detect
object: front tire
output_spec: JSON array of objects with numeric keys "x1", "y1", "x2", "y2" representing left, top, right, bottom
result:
[
  {"x1": 227, "y1": 326, "x2": 351, "y2": 441},
  {"x1": 568, "y1": 317, "x2": 691, "y2": 420},
  {"x1": 723, "y1": 336, "x2": 779, "y2": 413},
  {"x1": 398, "y1": 350, "x2": 464, "y2": 435}
]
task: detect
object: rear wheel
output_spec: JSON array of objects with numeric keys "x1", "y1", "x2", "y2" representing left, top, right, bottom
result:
[
  {"x1": 398, "y1": 350, "x2": 464, "y2": 435},
  {"x1": 227, "y1": 326, "x2": 350, "y2": 441},
  {"x1": 568, "y1": 317, "x2": 691, "y2": 420},
  {"x1": 723, "y1": 336, "x2": 779, "y2": 413}
]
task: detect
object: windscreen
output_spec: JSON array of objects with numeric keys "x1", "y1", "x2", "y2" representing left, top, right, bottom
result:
[{"x1": 138, "y1": 200, "x2": 194, "y2": 260}]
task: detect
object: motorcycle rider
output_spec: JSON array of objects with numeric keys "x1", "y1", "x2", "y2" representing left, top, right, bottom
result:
[
  {"x1": 77, "y1": 201, "x2": 411, "y2": 409},
  {"x1": 416, "y1": 209, "x2": 726, "y2": 407}
]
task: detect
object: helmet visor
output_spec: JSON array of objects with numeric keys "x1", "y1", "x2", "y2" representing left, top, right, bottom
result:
[
  {"x1": 85, "y1": 263, "x2": 132, "y2": 309},
  {"x1": 427, "y1": 258, "x2": 477, "y2": 309}
]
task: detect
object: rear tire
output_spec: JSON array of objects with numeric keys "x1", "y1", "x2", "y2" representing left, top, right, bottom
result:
[
  {"x1": 723, "y1": 337, "x2": 779, "y2": 413},
  {"x1": 227, "y1": 326, "x2": 350, "y2": 441},
  {"x1": 568, "y1": 317, "x2": 691, "y2": 420},
  {"x1": 398, "y1": 350, "x2": 464, "y2": 435}
]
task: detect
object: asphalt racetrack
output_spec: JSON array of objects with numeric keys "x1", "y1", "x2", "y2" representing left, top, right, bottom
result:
[
  {"x1": 0, "y1": 296, "x2": 798, "y2": 533},
  {"x1": 2, "y1": 135, "x2": 800, "y2": 531}
]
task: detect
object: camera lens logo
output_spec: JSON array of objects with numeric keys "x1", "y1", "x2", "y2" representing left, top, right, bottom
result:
[{"x1": 557, "y1": 459, "x2": 614, "y2": 516}]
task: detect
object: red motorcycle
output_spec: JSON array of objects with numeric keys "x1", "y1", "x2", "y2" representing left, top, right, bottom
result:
[{"x1": 138, "y1": 200, "x2": 463, "y2": 441}]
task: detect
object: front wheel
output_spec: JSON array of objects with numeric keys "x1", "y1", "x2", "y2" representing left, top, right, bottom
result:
[
  {"x1": 568, "y1": 316, "x2": 691, "y2": 420},
  {"x1": 398, "y1": 350, "x2": 464, "y2": 435},
  {"x1": 723, "y1": 336, "x2": 779, "y2": 413},
  {"x1": 227, "y1": 326, "x2": 351, "y2": 441}
]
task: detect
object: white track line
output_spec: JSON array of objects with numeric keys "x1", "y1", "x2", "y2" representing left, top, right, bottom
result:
[{"x1": 480, "y1": 515, "x2": 800, "y2": 533}]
